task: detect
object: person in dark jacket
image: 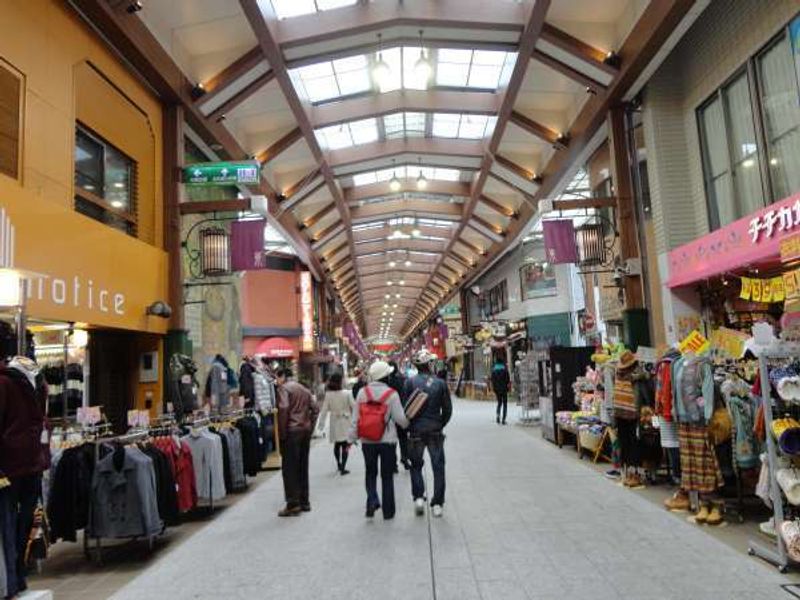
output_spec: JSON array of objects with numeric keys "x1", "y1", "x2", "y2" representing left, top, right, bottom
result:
[
  {"x1": 403, "y1": 350, "x2": 452, "y2": 518},
  {"x1": 0, "y1": 357, "x2": 50, "y2": 598},
  {"x1": 386, "y1": 361, "x2": 410, "y2": 471},
  {"x1": 351, "y1": 368, "x2": 367, "y2": 400},
  {"x1": 491, "y1": 356, "x2": 511, "y2": 425},
  {"x1": 276, "y1": 368, "x2": 318, "y2": 517}
]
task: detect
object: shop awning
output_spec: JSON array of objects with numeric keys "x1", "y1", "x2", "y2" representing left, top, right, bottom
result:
[
  {"x1": 667, "y1": 192, "x2": 800, "y2": 288},
  {"x1": 250, "y1": 337, "x2": 297, "y2": 358}
]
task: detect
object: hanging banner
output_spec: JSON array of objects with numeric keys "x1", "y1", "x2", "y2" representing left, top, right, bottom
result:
[
  {"x1": 740, "y1": 277, "x2": 752, "y2": 300},
  {"x1": 787, "y1": 271, "x2": 800, "y2": 300},
  {"x1": 761, "y1": 278, "x2": 773, "y2": 303},
  {"x1": 230, "y1": 219, "x2": 266, "y2": 271},
  {"x1": 773, "y1": 276, "x2": 786, "y2": 302},
  {"x1": 300, "y1": 271, "x2": 314, "y2": 352},
  {"x1": 542, "y1": 219, "x2": 578, "y2": 264},
  {"x1": 751, "y1": 279, "x2": 763, "y2": 302}
]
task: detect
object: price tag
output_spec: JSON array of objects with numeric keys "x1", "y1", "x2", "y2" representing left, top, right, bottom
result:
[{"x1": 678, "y1": 330, "x2": 710, "y2": 355}]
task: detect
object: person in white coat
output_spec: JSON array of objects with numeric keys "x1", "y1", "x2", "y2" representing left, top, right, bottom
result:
[
  {"x1": 316, "y1": 372, "x2": 355, "y2": 475},
  {"x1": 349, "y1": 361, "x2": 409, "y2": 520}
]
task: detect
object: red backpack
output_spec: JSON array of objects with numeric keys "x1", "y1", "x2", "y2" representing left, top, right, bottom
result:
[{"x1": 357, "y1": 385, "x2": 394, "y2": 441}]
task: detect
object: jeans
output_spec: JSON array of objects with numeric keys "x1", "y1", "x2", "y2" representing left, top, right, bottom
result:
[
  {"x1": 362, "y1": 443, "x2": 397, "y2": 519},
  {"x1": 282, "y1": 431, "x2": 311, "y2": 509},
  {"x1": 1, "y1": 474, "x2": 42, "y2": 597},
  {"x1": 333, "y1": 441, "x2": 350, "y2": 472},
  {"x1": 409, "y1": 433, "x2": 446, "y2": 506},
  {"x1": 495, "y1": 391, "x2": 508, "y2": 422},
  {"x1": 397, "y1": 426, "x2": 410, "y2": 466}
]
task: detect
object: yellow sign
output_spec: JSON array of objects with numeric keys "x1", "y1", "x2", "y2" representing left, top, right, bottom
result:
[
  {"x1": 781, "y1": 234, "x2": 800, "y2": 263},
  {"x1": 679, "y1": 329, "x2": 710, "y2": 355},
  {"x1": 751, "y1": 279, "x2": 762, "y2": 302},
  {"x1": 740, "y1": 277, "x2": 751, "y2": 300},
  {"x1": 761, "y1": 278, "x2": 773, "y2": 303},
  {"x1": 1, "y1": 191, "x2": 168, "y2": 333},
  {"x1": 773, "y1": 277, "x2": 785, "y2": 302},
  {"x1": 300, "y1": 271, "x2": 314, "y2": 352},
  {"x1": 785, "y1": 271, "x2": 798, "y2": 300},
  {"x1": 710, "y1": 327, "x2": 749, "y2": 359}
]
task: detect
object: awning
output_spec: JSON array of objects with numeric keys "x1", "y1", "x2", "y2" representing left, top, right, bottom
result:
[
  {"x1": 667, "y1": 191, "x2": 800, "y2": 288},
  {"x1": 248, "y1": 336, "x2": 297, "y2": 358}
]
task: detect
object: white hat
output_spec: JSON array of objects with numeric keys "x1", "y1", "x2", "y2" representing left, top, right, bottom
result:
[
  {"x1": 412, "y1": 349, "x2": 436, "y2": 365},
  {"x1": 368, "y1": 360, "x2": 394, "y2": 382}
]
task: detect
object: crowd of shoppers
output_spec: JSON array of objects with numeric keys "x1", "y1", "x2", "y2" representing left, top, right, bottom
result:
[{"x1": 277, "y1": 350, "x2": 453, "y2": 521}]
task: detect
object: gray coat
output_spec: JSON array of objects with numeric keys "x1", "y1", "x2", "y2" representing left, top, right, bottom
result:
[{"x1": 89, "y1": 446, "x2": 162, "y2": 539}]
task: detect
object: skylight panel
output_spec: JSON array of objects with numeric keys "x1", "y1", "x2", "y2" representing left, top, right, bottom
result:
[
  {"x1": 333, "y1": 55, "x2": 371, "y2": 96},
  {"x1": 352, "y1": 172, "x2": 377, "y2": 186},
  {"x1": 350, "y1": 165, "x2": 462, "y2": 186},
  {"x1": 315, "y1": 118, "x2": 377, "y2": 150},
  {"x1": 272, "y1": 0, "x2": 357, "y2": 19},
  {"x1": 433, "y1": 168, "x2": 461, "y2": 181},
  {"x1": 383, "y1": 112, "x2": 425, "y2": 139},
  {"x1": 378, "y1": 47, "x2": 402, "y2": 93},
  {"x1": 459, "y1": 114, "x2": 491, "y2": 139},
  {"x1": 432, "y1": 113, "x2": 461, "y2": 138},
  {"x1": 349, "y1": 118, "x2": 379, "y2": 145},
  {"x1": 468, "y1": 64, "x2": 502, "y2": 89},
  {"x1": 403, "y1": 46, "x2": 429, "y2": 90},
  {"x1": 271, "y1": 0, "x2": 316, "y2": 19}
]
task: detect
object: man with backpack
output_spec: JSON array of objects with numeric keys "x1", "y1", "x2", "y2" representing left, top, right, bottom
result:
[
  {"x1": 350, "y1": 361, "x2": 409, "y2": 520},
  {"x1": 276, "y1": 368, "x2": 318, "y2": 517},
  {"x1": 404, "y1": 350, "x2": 452, "y2": 518}
]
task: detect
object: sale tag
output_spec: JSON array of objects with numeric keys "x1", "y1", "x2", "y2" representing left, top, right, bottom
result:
[
  {"x1": 773, "y1": 277, "x2": 785, "y2": 303},
  {"x1": 710, "y1": 327, "x2": 749, "y2": 359},
  {"x1": 678, "y1": 329, "x2": 710, "y2": 355},
  {"x1": 751, "y1": 279, "x2": 762, "y2": 302},
  {"x1": 740, "y1": 277, "x2": 752, "y2": 300}
]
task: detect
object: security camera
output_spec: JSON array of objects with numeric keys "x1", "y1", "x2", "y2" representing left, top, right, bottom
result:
[{"x1": 146, "y1": 301, "x2": 172, "y2": 318}]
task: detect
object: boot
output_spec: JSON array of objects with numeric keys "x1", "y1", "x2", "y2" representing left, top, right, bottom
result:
[
  {"x1": 626, "y1": 472, "x2": 645, "y2": 489},
  {"x1": 694, "y1": 502, "x2": 709, "y2": 524},
  {"x1": 706, "y1": 503, "x2": 723, "y2": 526},
  {"x1": 664, "y1": 489, "x2": 690, "y2": 511}
]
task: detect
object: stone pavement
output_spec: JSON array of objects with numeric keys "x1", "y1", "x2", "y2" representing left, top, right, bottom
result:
[{"x1": 110, "y1": 399, "x2": 792, "y2": 599}]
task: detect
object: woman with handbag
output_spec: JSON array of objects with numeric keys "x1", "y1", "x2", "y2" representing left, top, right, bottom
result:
[{"x1": 316, "y1": 372, "x2": 355, "y2": 475}]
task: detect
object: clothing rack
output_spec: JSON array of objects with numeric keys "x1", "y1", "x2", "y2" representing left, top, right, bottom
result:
[
  {"x1": 84, "y1": 429, "x2": 159, "y2": 565},
  {"x1": 748, "y1": 348, "x2": 797, "y2": 573}
]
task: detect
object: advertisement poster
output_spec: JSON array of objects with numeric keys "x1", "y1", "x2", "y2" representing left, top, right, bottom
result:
[
  {"x1": 519, "y1": 262, "x2": 557, "y2": 299},
  {"x1": 791, "y1": 15, "x2": 800, "y2": 105}
]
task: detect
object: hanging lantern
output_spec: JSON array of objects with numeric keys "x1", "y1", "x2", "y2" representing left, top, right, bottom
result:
[
  {"x1": 200, "y1": 226, "x2": 230, "y2": 275},
  {"x1": 575, "y1": 222, "x2": 606, "y2": 267}
]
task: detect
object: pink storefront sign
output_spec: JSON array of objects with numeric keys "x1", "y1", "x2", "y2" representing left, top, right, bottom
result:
[{"x1": 667, "y1": 192, "x2": 800, "y2": 288}]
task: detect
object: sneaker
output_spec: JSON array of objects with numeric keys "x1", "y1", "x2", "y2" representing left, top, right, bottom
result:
[
  {"x1": 604, "y1": 469, "x2": 621, "y2": 480},
  {"x1": 414, "y1": 498, "x2": 425, "y2": 516},
  {"x1": 624, "y1": 473, "x2": 645, "y2": 489},
  {"x1": 278, "y1": 506, "x2": 301, "y2": 517},
  {"x1": 664, "y1": 490, "x2": 690, "y2": 511},
  {"x1": 431, "y1": 505, "x2": 443, "y2": 518}
]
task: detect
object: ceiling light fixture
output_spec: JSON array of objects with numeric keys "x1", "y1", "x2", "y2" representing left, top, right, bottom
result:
[
  {"x1": 414, "y1": 30, "x2": 432, "y2": 86},
  {"x1": 416, "y1": 157, "x2": 427, "y2": 190},
  {"x1": 389, "y1": 260, "x2": 397, "y2": 268},
  {"x1": 373, "y1": 33, "x2": 392, "y2": 89},
  {"x1": 389, "y1": 159, "x2": 401, "y2": 192}
]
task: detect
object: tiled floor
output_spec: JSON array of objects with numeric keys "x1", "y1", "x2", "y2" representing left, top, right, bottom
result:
[{"x1": 30, "y1": 399, "x2": 796, "y2": 598}]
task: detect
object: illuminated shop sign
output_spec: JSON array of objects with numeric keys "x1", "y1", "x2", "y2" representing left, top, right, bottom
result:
[{"x1": 300, "y1": 271, "x2": 314, "y2": 352}]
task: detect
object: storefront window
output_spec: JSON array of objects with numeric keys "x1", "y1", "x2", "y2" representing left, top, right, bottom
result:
[
  {"x1": 757, "y1": 34, "x2": 800, "y2": 202},
  {"x1": 74, "y1": 125, "x2": 136, "y2": 236},
  {"x1": 699, "y1": 72, "x2": 763, "y2": 228},
  {"x1": 0, "y1": 61, "x2": 21, "y2": 180}
]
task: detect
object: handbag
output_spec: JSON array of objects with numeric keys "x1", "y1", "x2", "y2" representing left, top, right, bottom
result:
[
  {"x1": 613, "y1": 378, "x2": 637, "y2": 420},
  {"x1": 708, "y1": 407, "x2": 732, "y2": 445},
  {"x1": 405, "y1": 377, "x2": 434, "y2": 420}
]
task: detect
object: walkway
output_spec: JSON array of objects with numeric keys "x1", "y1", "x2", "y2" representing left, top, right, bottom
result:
[{"x1": 110, "y1": 400, "x2": 790, "y2": 600}]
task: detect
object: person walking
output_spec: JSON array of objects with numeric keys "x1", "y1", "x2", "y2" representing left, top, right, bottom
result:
[
  {"x1": 276, "y1": 368, "x2": 319, "y2": 517},
  {"x1": 491, "y1": 356, "x2": 511, "y2": 425},
  {"x1": 387, "y1": 361, "x2": 410, "y2": 471},
  {"x1": 350, "y1": 361, "x2": 409, "y2": 520},
  {"x1": 351, "y1": 368, "x2": 367, "y2": 400},
  {"x1": 317, "y1": 372, "x2": 355, "y2": 475},
  {"x1": 404, "y1": 350, "x2": 452, "y2": 518}
]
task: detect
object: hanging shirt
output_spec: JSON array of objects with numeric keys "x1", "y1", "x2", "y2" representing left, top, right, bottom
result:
[
  {"x1": 674, "y1": 355, "x2": 714, "y2": 425},
  {"x1": 181, "y1": 429, "x2": 226, "y2": 502}
]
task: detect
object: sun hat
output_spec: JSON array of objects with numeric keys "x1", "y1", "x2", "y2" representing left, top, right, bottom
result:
[
  {"x1": 773, "y1": 417, "x2": 800, "y2": 455},
  {"x1": 777, "y1": 469, "x2": 800, "y2": 505},
  {"x1": 616, "y1": 350, "x2": 638, "y2": 372},
  {"x1": 368, "y1": 360, "x2": 394, "y2": 382}
]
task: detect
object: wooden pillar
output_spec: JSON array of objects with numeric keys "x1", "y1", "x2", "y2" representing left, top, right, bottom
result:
[
  {"x1": 608, "y1": 105, "x2": 649, "y2": 348},
  {"x1": 163, "y1": 104, "x2": 185, "y2": 331}
]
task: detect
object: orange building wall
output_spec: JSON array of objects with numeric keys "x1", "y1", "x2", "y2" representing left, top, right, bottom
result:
[{"x1": 241, "y1": 270, "x2": 301, "y2": 329}]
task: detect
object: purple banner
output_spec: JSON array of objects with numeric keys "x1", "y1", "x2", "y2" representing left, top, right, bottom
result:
[
  {"x1": 231, "y1": 219, "x2": 266, "y2": 271},
  {"x1": 542, "y1": 219, "x2": 578, "y2": 264}
]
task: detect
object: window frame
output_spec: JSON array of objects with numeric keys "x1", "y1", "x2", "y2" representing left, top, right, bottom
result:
[
  {"x1": 73, "y1": 123, "x2": 138, "y2": 234},
  {"x1": 697, "y1": 21, "x2": 800, "y2": 230},
  {"x1": 0, "y1": 59, "x2": 23, "y2": 181}
]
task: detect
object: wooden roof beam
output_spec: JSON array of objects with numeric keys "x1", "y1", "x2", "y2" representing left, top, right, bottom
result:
[{"x1": 256, "y1": 127, "x2": 302, "y2": 164}]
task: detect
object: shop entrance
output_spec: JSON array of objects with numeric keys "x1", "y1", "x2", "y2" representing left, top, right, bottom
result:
[{"x1": 89, "y1": 329, "x2": 136, "y2": 433}]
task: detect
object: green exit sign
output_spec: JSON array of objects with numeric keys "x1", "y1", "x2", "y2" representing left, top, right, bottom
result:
[{"x1": 183, "y1": 161, "x2": 260, "y2": 186}]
